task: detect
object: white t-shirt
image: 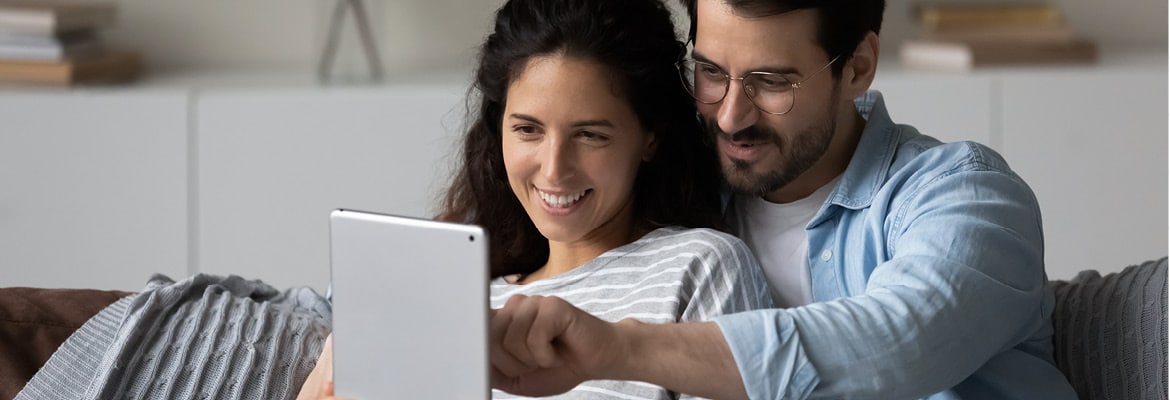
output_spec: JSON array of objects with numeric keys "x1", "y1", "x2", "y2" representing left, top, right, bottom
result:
[{"x1": 727, "y1": 177, "x2": 840, "y2": 308}]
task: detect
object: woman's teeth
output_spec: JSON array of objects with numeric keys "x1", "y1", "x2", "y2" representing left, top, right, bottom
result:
[{"x1": 539, "y1": 190, "x2": 587, "y2": 208}]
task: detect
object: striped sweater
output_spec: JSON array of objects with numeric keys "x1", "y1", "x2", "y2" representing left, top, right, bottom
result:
[{"x1": 490, "y1": 226, "x2": 775, "y2": 400}]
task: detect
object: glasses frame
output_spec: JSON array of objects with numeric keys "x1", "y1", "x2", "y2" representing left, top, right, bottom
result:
[{"x1": 677, "y1": 54, "x2": 841, "y2": 115}]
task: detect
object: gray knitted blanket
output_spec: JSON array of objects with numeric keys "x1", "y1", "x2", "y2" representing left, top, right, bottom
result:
[{"x1": 16, "y1": 274, "x2": 332, "y2": 400}]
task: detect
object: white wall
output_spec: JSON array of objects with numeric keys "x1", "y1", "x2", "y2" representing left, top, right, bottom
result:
[{"x1": 99, "y1": 0, "x2": 1166, "y2": 72}]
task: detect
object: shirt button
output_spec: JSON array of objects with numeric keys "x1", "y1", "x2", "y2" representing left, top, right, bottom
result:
[{"x1": 821, "y1": 249, "x2": 832, "y2": 261}]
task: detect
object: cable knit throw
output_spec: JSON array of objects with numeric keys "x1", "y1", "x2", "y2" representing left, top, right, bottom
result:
[
  {"x1": 16, "y1": 274, "x2": 332, "y2": 400},
  {"x1": 1050, "y1": 258, "x2": 1168, "y2": 400}
]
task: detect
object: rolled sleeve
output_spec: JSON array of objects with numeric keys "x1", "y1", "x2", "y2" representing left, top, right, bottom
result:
[{"x1": 713, "y1": 310, "x2": 819, "y2": 400}]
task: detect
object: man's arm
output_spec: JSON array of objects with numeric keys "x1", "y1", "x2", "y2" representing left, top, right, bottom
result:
[
  {"x1": 490, "y1": 295, "x2": 749, "y2": 399},
  {"x1": 494, "y1": 163, "x2": 1063, "y2": 400},
  {"x1": 616, "y1": 319, "x2": 748, "y2": 399},
  {"x1": 716, "y1": 164, "x2": 1062, "y2": 399}
]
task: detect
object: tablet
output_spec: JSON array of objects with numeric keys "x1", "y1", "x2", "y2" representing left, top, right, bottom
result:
[{"x1": 329, "y1": 209, "x2": 488, "y2": 399}]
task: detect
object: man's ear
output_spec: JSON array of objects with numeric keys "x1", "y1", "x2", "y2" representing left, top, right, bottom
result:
[
  {"x1": 642, "y1": 131, "x2": 658, "y2": 162},
  {"x1": 841, "y1": 31, "x2": 880, "y2": 99}
]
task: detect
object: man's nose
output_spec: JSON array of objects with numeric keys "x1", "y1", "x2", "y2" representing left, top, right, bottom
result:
[{"x1": 715, "y1": 81, "x2": 760, "y2": 135}]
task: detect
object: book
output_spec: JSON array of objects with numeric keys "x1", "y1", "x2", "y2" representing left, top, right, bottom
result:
[
  {"x1": 0, "y1": 2, "x2": 116, "y2": 34},
  {"x1": 899, "y1": 39, "x2": 1097, "y2": 72},
  {"x1": 0, "y1": 50, "x2": 141, "y2": 84},
  {"x1": 914, "y1": 2, "x2": 1064, "y2": 31},
  {"x1": 0, "y1": 29, "x2": 102, "y2": 60},
  {"x1": 918, "y1": 24, "x2": 1076, "y2": 46}
]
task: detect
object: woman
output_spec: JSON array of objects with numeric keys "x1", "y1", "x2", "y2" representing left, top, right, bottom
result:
[{"x1": 304, "y1": 0, "x2": 773, "y2": 398}]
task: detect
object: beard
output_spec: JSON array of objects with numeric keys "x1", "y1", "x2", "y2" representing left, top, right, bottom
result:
[{"x1": 705, "y1": 98, "x2": 839, "y2": 197}]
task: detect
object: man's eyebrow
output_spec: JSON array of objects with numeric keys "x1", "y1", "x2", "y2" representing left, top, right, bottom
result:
[{"x1": 691, "y1": 50, "x2": 800, "y2": 76}]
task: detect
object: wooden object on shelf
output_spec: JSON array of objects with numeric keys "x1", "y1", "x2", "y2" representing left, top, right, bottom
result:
[
  {"x1": 913, "y1": 2, "x2": 1064, "y2": 31},
  {"x1": 0, "y1": 50, "x2": 141, "y2": 84},
  {"x1": 918, "y1": 24, "x2": 1076, "y2": 45},
  {"x1": 904, "y1": 1, "x2": 1097, "y2": 71},
  {"x1": 899, "y1": 39, "x2": 1097, "y2": 72}
]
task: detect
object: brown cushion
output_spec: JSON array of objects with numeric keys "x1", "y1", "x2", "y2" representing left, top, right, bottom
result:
[{"x1": 0, "y1": 287, "x2": 131, "y2": 399}]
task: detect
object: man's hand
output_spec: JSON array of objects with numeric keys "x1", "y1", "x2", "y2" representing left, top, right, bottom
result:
[
  {"x1": 489, "y1": 294, "x2": 749, "y2": 399},
  {"x1": 489, "y1": 294, "x2": 628, "y2": 396}
]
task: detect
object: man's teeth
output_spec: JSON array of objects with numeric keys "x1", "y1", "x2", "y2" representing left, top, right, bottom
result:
[{"x1": 539, "y1": 190, "x2": 586, "y2": 208}]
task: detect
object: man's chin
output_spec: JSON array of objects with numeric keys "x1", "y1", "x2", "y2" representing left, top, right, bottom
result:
[{"x1": 722, "y1": 164, "x2": 771, "y2": 195}]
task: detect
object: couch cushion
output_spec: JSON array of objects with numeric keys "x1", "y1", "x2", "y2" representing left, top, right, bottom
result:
[
  {"x1": 1050, "y1": 257, "x2": 1168, "y2": 400},
  {"x1": 0, "y1": 287, "x2": 130, "y2": 399}
]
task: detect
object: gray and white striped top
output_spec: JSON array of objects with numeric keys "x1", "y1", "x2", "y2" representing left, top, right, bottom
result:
[{"x1": 490, "y1": 226, "x2": 775, "y2": 400}]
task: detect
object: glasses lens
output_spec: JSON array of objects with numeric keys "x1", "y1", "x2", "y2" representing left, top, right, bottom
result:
[
  {"x1": 742, "y1": 73, "x2": 796, "y2": 114},
  {"x1": 679, "y1": 59, "x2": 728, "y2": 104}
]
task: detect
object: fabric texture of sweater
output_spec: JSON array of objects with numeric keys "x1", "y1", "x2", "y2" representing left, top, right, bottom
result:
[{"x1": 16, "y1": 274, "x2": 332, "y2": 400}]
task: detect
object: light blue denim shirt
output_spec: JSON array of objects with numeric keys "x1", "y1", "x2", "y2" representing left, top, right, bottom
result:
[{"x1": 714, "y1": 91, "x2": 1077, "y2": 400}]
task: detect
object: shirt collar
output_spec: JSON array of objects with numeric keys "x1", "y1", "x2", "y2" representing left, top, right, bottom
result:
[
  {"x1": 721, "y1": 90, "x2": 901, "y2": 217},
  {"x1": 821, "y1": 90, "x2": 900, "y2": 212}
]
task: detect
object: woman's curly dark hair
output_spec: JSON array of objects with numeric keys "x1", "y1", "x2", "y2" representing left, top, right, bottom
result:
[{"x1": 438, "y1": 0, "x2": 724, "y2": 278}]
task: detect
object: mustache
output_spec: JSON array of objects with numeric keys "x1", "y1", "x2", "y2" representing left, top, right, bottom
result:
[{"x1": 701, "y1": 116, "x2": 779, "y2": 144}]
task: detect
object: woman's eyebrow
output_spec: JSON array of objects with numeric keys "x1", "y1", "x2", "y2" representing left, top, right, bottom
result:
[
  {"x1": 508, "y1": 114, "x2": 613, "y2": 129},
  {"x1": 570, "y1": 119, "x2": 614, "y2": 128},
  {"x1": 508, "y1": 113, "x2": 543, "y2": 125}
]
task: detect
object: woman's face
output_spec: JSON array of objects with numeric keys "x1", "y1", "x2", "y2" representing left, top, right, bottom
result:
[{"x1": 501, "y1": 54, "x2": 655, "y2": 246}]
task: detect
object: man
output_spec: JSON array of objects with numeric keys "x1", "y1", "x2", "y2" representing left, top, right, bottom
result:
[{"x1": 489, "y1": 0, "x2": 1079, "y2": 399}]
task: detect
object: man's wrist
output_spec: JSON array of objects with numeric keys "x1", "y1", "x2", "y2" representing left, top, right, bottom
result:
[
  {"x1": 597, "y1": 319, "x2": 650, "y2": 381},
  {"x1": 597, "y1": 319, "x2": 748, "y2": 399}
]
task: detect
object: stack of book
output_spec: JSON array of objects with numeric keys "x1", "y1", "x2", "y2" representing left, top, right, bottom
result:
[
  {"x1": 0, "y1": 1, "x2": 142, "y2": 85},
  {"x1": 899, "y1": 2, "x2": 1097, "y2": 72}
]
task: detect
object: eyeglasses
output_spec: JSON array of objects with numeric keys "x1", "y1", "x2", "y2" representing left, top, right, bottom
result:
[{"x1": 677, "y1": 54, "x2": 840, "y2": 115}]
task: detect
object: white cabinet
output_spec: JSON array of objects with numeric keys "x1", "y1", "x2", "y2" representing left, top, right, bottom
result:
[
  {"x1": 2, "y1": 50, "x2": 1164, "y2": 290},
  {"x1": 0, "y1": 90, "x2": 189, "y2": 291},
  {"x1": 195, "y1": 86, "x2": 466, "y2": 292},
  {"x1": 0, "y1": 84, "x2": 467, "y2": 292},
  {"x1": 872, "y1": 73, "x2": 996, "y2": 147},
  {"x1": 1000, "y1": 67, "x2": 1167, "y2": 278},
  {"x1": 872, "y1": 50, "x2": 1167, "y2": 279}
]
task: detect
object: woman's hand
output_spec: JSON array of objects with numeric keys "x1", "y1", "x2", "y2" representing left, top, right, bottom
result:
[{"x1": 296, "y1": 334, "x2": 351, "y2": 400}]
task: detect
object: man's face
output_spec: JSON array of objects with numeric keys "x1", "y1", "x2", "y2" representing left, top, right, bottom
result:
[{"x1": 693, "y1": 0, "x2": 842, "y2": 198}]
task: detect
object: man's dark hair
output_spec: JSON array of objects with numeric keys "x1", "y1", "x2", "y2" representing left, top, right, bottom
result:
[
  {"x1": 438, "y1": 0, "x2": 724, "y2": 278},
  {"x1": 679, "y1": 0, "x2": 886, "y2": 76}
]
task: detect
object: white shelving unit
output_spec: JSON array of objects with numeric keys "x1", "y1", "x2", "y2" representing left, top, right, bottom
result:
[
  {"x1": 0, "y1": 91, "x2": 190, "y2": 290},
  {"x1": 1, "y1": 48, "x2": 1165, "y2": 292},
  {"x1": 873, "y1": 48, "x2": 1168, "y2": 279}
]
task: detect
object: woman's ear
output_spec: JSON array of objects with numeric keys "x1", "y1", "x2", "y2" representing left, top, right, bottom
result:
[{"x1": 642, "y1": 131, "x2": 658, "y2": 162}]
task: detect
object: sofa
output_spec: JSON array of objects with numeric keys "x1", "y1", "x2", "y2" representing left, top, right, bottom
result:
[
  {"x1": 1, "y1": 259, "x2": 1165, "y2": 399},
  {"x1": 1050, "y1": 257, "x2": 1168, "y2": 400}
]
